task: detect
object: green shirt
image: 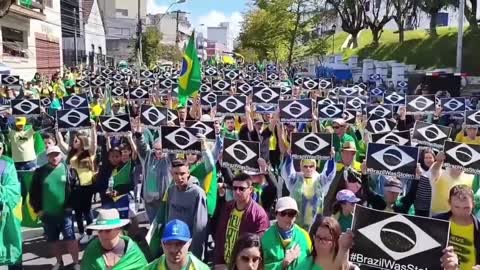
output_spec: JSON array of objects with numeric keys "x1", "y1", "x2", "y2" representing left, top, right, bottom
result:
[
  {"x1": 294, "y1": 256, "x2": 324, "y2": 270},
  {"x1": 336, "y1": 212, "x2": 352, "y2": 232},
  {"x1": 261, "y1": 224, "x2": 312, "y2": 270},
  {"x1": 42, "y1": 163, "x2": 67, "y2": 216},
  {"x1": 333, "y1": 133, "x2": 355, "y2": 161}
]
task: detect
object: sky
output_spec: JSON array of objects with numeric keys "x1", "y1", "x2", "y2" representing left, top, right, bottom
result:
[{"x1": 146, "y1": 0, "x2": 249, "y2": 39}]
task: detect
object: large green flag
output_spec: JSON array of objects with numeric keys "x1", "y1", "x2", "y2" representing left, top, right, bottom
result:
[
  {"x1": 178, "y1": 32, "x2": 201, "y2": 107},
  {"x1": 190, "y1": 162, "x2": 217, "y2": 217}
]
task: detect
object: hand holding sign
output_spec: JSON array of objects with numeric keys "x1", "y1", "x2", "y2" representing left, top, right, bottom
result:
[{"x1": 339, "y1": 229, "x2": 354, "y2": 250}]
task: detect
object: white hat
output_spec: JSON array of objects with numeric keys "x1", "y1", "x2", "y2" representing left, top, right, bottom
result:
[
  {"x1": 46, "y1": 146, "x2": 62, "y2": 155},
  {"x1": 86, "y1": 209, "x2": 130, "y2": 230},
  {"x1": 275, "y1": 197, "x2": 298, "y2": 212},
  {"x1": 200, "y1": 114, "x2": 212, "y2": 121}
]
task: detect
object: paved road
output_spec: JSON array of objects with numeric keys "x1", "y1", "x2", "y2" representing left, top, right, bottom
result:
[{"x1": 0, "y1": 202, "x2": 149, "y2": 270}]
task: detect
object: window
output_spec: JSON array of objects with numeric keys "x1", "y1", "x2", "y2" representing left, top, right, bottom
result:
[
  {"x1": 2, "y1": 27, "x2": 27, "y2": 58},
  {"x1": 116, "y1": 9, "x2": 128, "y2": 17}
]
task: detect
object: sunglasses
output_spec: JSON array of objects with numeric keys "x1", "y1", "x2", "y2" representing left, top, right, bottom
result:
[
  {"x1": 240, "y1": 255, "x2": 262, "y2": 263},
  {"x1": 303, "y1": 165, "x2": 315, "y2": 169},
  {"x1": 332, "y1": 125, "x2": 344, "y2": 129},
  {"x1": 278, "y1": 210, "x2": 297, "y2": 218},
  {"x1": 232, "y1": 186, "x2": 250, "y2": 192}
]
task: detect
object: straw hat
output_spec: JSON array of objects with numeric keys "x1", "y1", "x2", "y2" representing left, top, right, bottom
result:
[{"x1": 86, "y1": 209, "x2": 130, "y2": 230}]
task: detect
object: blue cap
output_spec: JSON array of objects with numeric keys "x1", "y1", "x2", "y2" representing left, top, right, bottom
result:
[
  {"x1": 162, "y1": 219, "x2": 191, "y2": 242},
  {"x1": 336, "y1": 189, "x2": 361, "y2": 203}
]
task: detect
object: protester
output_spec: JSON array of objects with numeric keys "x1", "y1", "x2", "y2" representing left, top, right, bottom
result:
[
  {"x1": 261, "y1": 197, "x2": 311, "y2": 270},
  {"x1": 229, "y1": 233, "x2": 264, "y2": 270},
  {"x1": 145, "y1": 219, "x2": 209, "y2": 270},
  {"x1": 295, "y1": 216, "x2": 354, "y2": 270},
  {"x1": 455, "y1": 126, "x2": 480, "y2": 144},
  {"x1": 332, "y1": 189, "x2": 359, "y2": 232},
  {"x1": 57, "y1": 123, "x2": 97, "y2": 245},
  {"x1": 135, "y1": 135, "x2": 173, "y2": 222},
  {"x1": 280, "y1": 156, "x2": 336, "y2": 229},
  {"x1": 154, "y1": 158, "x2": 207, "y2": 258},
  {"x1": 435, "y1": 185, "x2": 480, "y2": 270},
  {"x1": 214, "y1": 173, "x2": 270, "y2": 270},
  {"x1": 81, "y1": 209, "x2": 147, "y2": 269},
  {"x1": 9, "y1": 116, "x2": 37, "y2": 170},
  {"x1": 29, "y1": 146, "x2": 80, "y2": 270},
  {"x1": 0, "y1": 149, "x2": 23, "y2": 270}
]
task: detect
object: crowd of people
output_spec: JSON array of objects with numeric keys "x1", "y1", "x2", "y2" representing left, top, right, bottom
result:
[{"x1": 0, "y1": 65, "x2": 476, "y2": 270}]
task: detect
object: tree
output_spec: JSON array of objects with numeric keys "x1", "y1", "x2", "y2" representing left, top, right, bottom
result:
[
  {"x1": 133, "y1": 26, "x2": 163, "y2": 68},
  {"x1": 419, "y1": 0, "x2": 455, "y2": 37},
  {"x1": 392, "y1": 0, "x2": 419, "y2": 42},
  {"x1": 326, "y1": 0, "x2": 368, "y2": 48},
  {"x1": 158, "y1": 44, "x2": 183, "y2": 62},
  {"x1": 365, "y1": 0, "x2": 394, "y2": 46},
  {"x1": 464, "y1": 0, "x2": 479, "y2": 32}
]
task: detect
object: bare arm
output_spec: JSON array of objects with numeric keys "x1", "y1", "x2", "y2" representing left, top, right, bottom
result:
[
  {"x1": 56, "y1": 130, "x2": 70, "y2": 153},
  {"x1": 89, "y1": 120, "x2": 97, "y2": 156}
]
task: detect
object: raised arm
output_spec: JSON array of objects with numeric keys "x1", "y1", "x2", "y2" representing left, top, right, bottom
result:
[
  {"x1": 56, "y1": 130, "x2": 70, "y2": 153},
  {"x1": 89, "y1": 120, "x2": 97, "y2": 156}
]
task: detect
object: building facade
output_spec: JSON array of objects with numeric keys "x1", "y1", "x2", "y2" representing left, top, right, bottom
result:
[
  {"x1": 207, "y1": 22, "x2": 232, "y2": 52},
  {"x1": 206, "y1": 41, "x2": 227, "y2": 58},
  {"x1": 61, "y1": 0, "x2": 107, "y2": 69},
  {"x1": 0, "y1": 0, "x2": 63, "y2": 79},
  {"x1": 146, "y1": 11, "x2": 191, "y2": 48},
  {"x1": 97, "y1": 0, "x2": 146, "y2": 64}
]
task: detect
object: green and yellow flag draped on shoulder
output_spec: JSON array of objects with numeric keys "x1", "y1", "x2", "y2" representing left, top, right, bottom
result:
[{"x1": 178, "y1": 31, "x2": 202, "y2": 107}]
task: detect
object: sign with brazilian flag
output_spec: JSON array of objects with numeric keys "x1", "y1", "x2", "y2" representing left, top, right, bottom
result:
[{"x1": 178, "y1": 31, "x2": 202, "y2": 107}]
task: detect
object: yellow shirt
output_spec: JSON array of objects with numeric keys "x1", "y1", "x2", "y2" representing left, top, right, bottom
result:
[
  {"x1": 9, "y1": 128, "x2": 36, "y2": 162},
  {"x1": 455, "y1": 133, "x2": 480, "y2": 145},
  {"x1": 303, "y1": 177, "x2": 315, "y2": 227},
  {"x1": 224, "y1": 208, "x2": 244, "y2": 263},
  {"x1": 450, "y1": 220, "x2": 476, "y2": 270},
  {"x1": 69, "y1": 155, "x2": 94, "y2": 186},
  {"x1": 431, "y1": 171, "x2": 474, "y2": 214}
]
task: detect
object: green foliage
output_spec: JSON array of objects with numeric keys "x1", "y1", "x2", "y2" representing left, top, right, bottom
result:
[
  {"x1": 238, "y1": 0, "x2": 329, "y2": 64},
  {"x1": 141, "y1": 27, "x2": 163, "y2": 67},
  {"x1": 337, "y1": 27, "x2": 480, "y2": 75}
]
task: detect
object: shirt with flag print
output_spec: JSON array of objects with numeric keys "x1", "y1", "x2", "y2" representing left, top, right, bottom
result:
[{"x1": 224, "y1": 208, "x2": 245, "y2": 263}]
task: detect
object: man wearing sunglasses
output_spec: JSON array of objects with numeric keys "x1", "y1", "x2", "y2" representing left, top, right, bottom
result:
[
  {"x1": 261, "y1": 197, "x2": 312, "y2": 270},
  {"x1": 331, "y1": 118, "x2": 355, "y2": 161},
  {"x1": 214, "y1": 173, "x2": 269, "y2": 270},
  {"x1": 145, "y1": 219, "x2": 209, "y2": 270}
]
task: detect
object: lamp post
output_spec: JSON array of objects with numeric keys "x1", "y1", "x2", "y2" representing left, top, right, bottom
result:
[
  {"x1": 157, "y1": 0, "x2": 186, "y2": 33},
  {"x1": 332, "y1": 24, "x2": 337, "y2": 55}
]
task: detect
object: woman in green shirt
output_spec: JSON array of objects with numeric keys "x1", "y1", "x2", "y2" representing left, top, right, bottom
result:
[
  {"x1": 332, "y1": 189, "x2": 360, "y2": 232},
  {"x1": 295, "y1": 216, "x2": 354, "y2": 270}
]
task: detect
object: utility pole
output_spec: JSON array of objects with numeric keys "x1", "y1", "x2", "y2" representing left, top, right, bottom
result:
[
  {"x1": 175, "y1": 10, "x2": 180, "y2": 48},
  {"x1": 136, "y1": 0, "x2": 142, "y2": 78},
  {"x1": 74, "y1": 8, "x2": 78, "y2": 66},
  {"x1": 456, "y1": 0, "x2": 465, "y2": 72}
]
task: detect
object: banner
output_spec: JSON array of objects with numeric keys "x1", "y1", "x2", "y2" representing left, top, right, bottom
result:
[
  {"x1": 302, "y1": 78, "x2": 319, "y2": 91},
  {"x1": 464, "y1": 110, "x2": 480, "y2": 128},
  {"x1": 222, "y1": 138, "x2": 260, "y2": 172},
  {"x1": 366, "y1": 143, "x2": 419, "y2": 179},
  {"x1": 367, "y1": 104, "x2": 393, "y2": 119},
  {"x1": 11, "y1": 99, "x2": 41, "y2": 116},
  {"x1": 279, "y1": 99, "x2": 313, "y2": 123},
  {"x1": 371, "y1": 130, "x2": 411, "y2": 146},
  {"x1": 441, "y1": 97, "x2": 465, "y2": 114},
  {"x1": 366, "y1": 114, "x2": 397, "y2": 134},
  {"x1": 318, "y1": 104, "x2": 344, "y2": 120},
  {"x1": 346, "y1": 96, "x2": 366, "y2": 111},
  {"x1": 185, "y1": 120, "x2": 215, "y2": 140},
  {"x1": 128, "y1": 86, "x2": 149, "y2": 101},
  {"x1": 1, "y1": 75, "x2": 20, "y2": 85},
  {"x1": 444, "y1": 141, "x2": 480, "y2": 174},
  {"x1": 291, "y1": 133, "x2": 332, "y2": 160},
  {"x1": 216, "y1": 95, "x2": 246, "y2": 116},
  {"x1": 384, "y1": 93, "x2": 405, "y2": 105},
  {"x1": 406, "y1": 95, "x2": 435, "y2": 115},
  {"x1": 99, "y1": 114, "x2": 131, "y2": 136},
  {"x1": 56, "y1": 108, "x2": 91, "y2": 132},
  {"x1": 236, "y1": 82, "x2": 253, "y2": 95},
  {"x1": 350, "y1": 205, "x2": 450, "y2": 270},
  {"x1": 212, "y1": 79, "x2": 231, "y2": 92},
  {"x1": 161, "y1": 126, "x2": 201, "y2": 154},
  {"x1": 140, "y1": 105, "x2": 168, "y2": 130},
  {"x1": 252, "y1": 86, "x2": 280, "y2": 106},
  {"x1": 62, "y1": 93, "x2": 89, "y2": 109},
  {"x1": 411, "y1": 121, "x2": 452, "y2": 150}
]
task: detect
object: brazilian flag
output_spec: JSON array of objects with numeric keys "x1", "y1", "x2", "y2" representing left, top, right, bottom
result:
[{"x1": 178, "y1": 31, "x2": 201, "y2": 107}]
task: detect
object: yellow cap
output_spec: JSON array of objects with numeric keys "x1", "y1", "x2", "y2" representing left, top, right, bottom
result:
[{"x1": 15, "y1": 117, "x2": 26, "y2": 126}]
